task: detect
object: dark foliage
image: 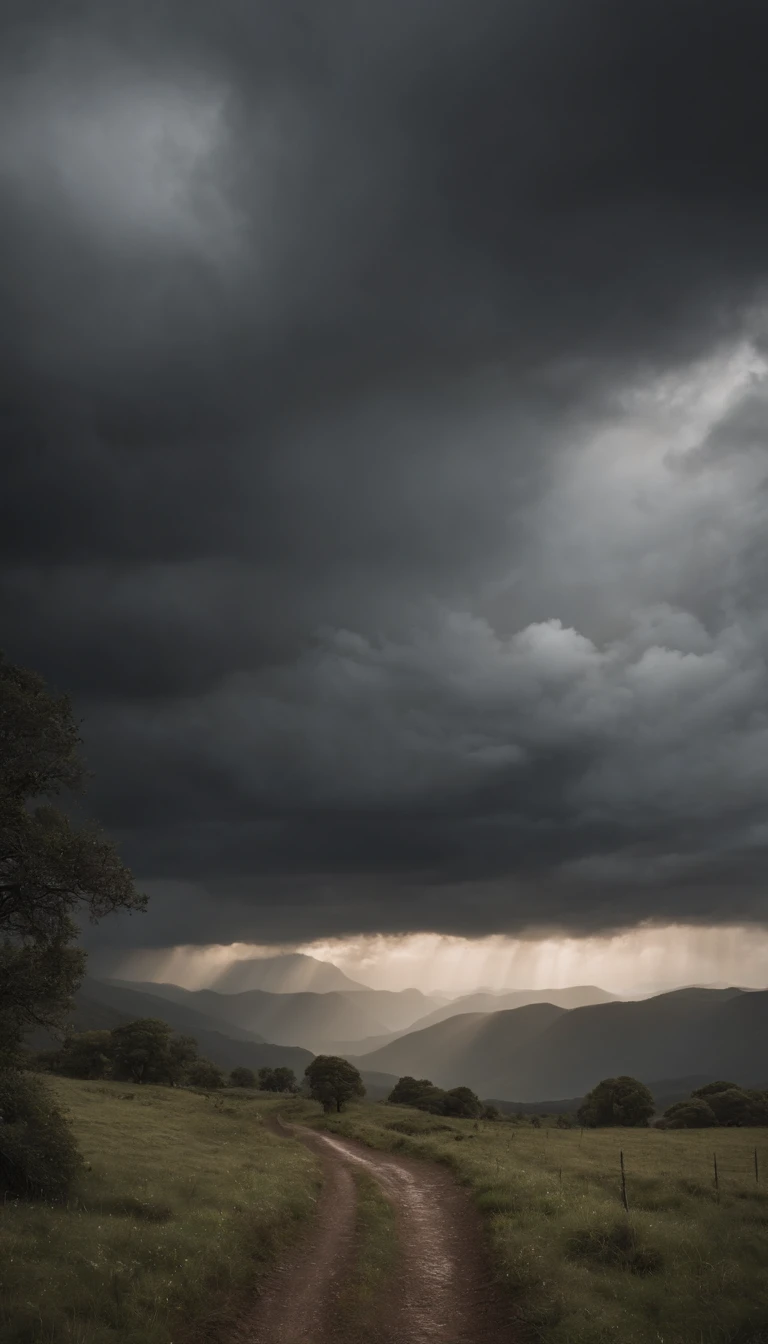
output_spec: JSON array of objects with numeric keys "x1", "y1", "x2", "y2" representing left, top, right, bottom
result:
[
  {"x1": 0, "y1": 1067, "x2": 82, "y2": 1201},
  {"x1": 111, "y1": 1019, "x2": 176, "y2": 1084},
  {"x1": 258, "y1": 1066, "x2": 297, "y2": 1093},
  {"x1": 55, "y1": 1031, "x2": 114, "y2": 1080},
  {"x1": 186, "y1": 1058, "x2": 225, "y2": 1089},
  {"x1": 387, "y1": 1075, "x2": 481, "y2": 1117},
  {"x1": 577, "y1": 1077, "x2": 655, "y2": 1128},
  {"x1": 230, "y1": 1066, "x2": 256, "y2": 1088},
  {"x1": 0, "y1": 653, "x2": 145, "y2": 1065},
  {"x1": 305, "y1": 1056, "x2": 365, "y2": 1112},
  {"x1": 662, "y1": 1097, "x2": 718, "y2": 1128}
]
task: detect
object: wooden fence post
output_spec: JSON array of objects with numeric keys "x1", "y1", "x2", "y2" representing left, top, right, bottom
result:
[
  {"x1": 713, "y1": 1152, "x2": 720, "y2": 1204},
  {"x1": 620, "y1": 1150, "x2": 629, "y2": 1212}
]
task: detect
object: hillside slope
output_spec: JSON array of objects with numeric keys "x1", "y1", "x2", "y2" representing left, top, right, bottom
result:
[
  {"x1": 107, "y1": 981, "x2": 434, "y2": 1047},
  {"x1": 74, "y1": 979, "x2": 312, "y2": 1075},
  {"x1": 354, "y1": 1003, "x2": 566, "y2": 1092},
  {"x1": 355, "y1": 987, "x2": 768, "y2": 1100},
  {"x1": 407, "y1": 984, "x2": 617, "y2": 1032}
]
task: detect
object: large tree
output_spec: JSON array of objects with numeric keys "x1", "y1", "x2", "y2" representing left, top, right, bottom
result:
[
  {"x1": 0, "y1": 652, "x2": 145, "y2": 1063},
  {"x1": 305, "y1": 1055, "x2": 365, "y2": 1112}
]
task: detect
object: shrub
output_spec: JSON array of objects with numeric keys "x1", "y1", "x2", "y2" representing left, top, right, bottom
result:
[
  {"x1": 230, "y1": 1066, "x2": 256, "y2": 1088},
  {"x1": 443, "y1": 1086, "x2": 482, "y2": 1118},
  {"x1": 663, "y1": 1097, "x2": 718, "y2": 1128},
  {"x1": 388, "y1": 1076, "x2": 436, "y2": 1105},
  {"x1": 0, "y1": 1067, "x2": 82, "y2": 1200},
  {"x1": 388, "y1": 1076, "x2": 482, "y2": 1117},
  {"x1": 56, "y1": 1031, "x2": 115, "y2": 1079},
  {"x1": 186, "y1": 1059, "x2": 225, "y2": 1089},
  {"x1": 258, "y1": 1066, "x2": 298, "y2": 1093},
  {"x1": 705, "y1": 1087, "x2": 768, "y2": 1126},
  {"x1": 578, "y1": 1076, "x2": 655, "y2": 1127}
]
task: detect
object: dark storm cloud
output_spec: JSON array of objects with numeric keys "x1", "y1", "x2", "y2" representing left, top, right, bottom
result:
[{"x1": 3, "y1": 0, "x2": 768, "y2": 944}]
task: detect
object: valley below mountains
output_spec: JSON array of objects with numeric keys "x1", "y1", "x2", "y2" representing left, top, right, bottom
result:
[{"x1": 68, "y1": 955, "x2": 768, "y2": 1105}]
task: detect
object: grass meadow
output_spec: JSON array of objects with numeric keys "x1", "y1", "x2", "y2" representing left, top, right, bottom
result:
[
  {"x1": 0, "y1": 1078, "x2": 321, "y2": 1344},
  {"x1": 297, "y1": 1101, "x2": 768, "y2": 1344}
]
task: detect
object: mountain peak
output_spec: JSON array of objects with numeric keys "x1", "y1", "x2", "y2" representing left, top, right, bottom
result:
[{"x1": 210, "y1": 952, "x2": 369, "y2": 995}]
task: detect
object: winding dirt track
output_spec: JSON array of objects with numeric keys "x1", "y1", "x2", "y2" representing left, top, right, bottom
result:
[{"x1": 247, "y1": 1120, "x2": 510, "y2": 1344}]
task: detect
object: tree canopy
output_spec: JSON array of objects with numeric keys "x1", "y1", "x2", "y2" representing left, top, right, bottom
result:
[
  {"x1": 387, "y1": 1076, "x2": 482, "y2": 1117},
  {"x1": 230, "y1": 1066, "x2": 256, "y2": 1088},
  {"x1": 0, "y1": 653, "x2": 145, "y2": 1063},
  {"x1": 111, "y1": 1019, "x2": 176, "y2": 1085},
  {"x1": 305, "y1": 1055, "x2": 365, "y2": 1112},
  {"x1": 577, "y1": 1076, "x2": 655, "y2": 1128},
  {"x1": 662, "y1": 1097, "x2": 718, "y2": 1128},
  {"x1": 258, "y1": 1066, "x2": 297, "y2": 1093}
]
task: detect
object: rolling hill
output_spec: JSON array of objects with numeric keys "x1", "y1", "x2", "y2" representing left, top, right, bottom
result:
[
  {"x1": 354, "y1": 987, "x2": 768, "y2": 1100},
  {"x1": 107, "y1": 981, "x2": 438, "y2": 1049},
  {"x1": 81, "y1": 979, "x2": 267, "y2": 1043},
  {"x1": 351, "y1": 1002, "x2": 566, "y2": 1094},
  {"x1": 404, "y1": 984, "x2": 617, "y2": 1032},
  {"x1": 71, "y1": 978, "x2": 313, "y2": 1076}
]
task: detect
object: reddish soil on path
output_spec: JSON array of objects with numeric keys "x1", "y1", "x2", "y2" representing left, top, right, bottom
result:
[{"x1": 246, "y1": 1120, "x2": 511, "y2": 1344}]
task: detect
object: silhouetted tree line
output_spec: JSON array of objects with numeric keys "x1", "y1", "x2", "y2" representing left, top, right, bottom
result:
[
  {"x1": 659, "y1": 1080, "x2": 768, "y2": 1128},
  {"x1": 574, "y1": 1076, "x2": 768, "y2": 1128},
  {"x1": 30, "y1": 1018, "x2": 298, "y2": 1093}
]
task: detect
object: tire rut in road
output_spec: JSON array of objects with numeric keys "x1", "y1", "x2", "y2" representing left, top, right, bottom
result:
[{"x1": 246, "y1": 1132, "x2": 358, "y2": 1344}]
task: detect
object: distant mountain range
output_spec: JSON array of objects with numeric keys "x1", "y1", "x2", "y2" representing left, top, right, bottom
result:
[
  {"x1": 352, "y1": 987, "x2": 768, "y2": 1099},
  {"x1": 107, "y1": 979, "x2": 439, "y2": 1051},
  {"x1": 404, "y1": 984, "x2": 618, "y2": 1031},
  {"x1": 206, "y1": 952, "x2": 369, "y2": 994},
  {"x1": 60, "y1": 958, "x2": 768, "y2": 1107},
  {"x1": 49, "y1": 978, "x2": 313, "y2": 1076}
]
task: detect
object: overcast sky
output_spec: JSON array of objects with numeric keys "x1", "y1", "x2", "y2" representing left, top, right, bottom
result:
[{"x1": 3, "y1": 0, "x2": 768, "y2": 956}]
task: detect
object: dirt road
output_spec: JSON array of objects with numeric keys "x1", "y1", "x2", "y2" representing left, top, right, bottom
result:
[{"x1": 247, "y1": 1120, "x2": 510, "y2": 1344}]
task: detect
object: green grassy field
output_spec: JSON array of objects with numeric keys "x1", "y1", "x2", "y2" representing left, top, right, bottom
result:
[
  {"x1": 0, "y1": 1078, "x2": 321, "y2": 1344},
  {"x1": 301, "y1": 1101, "x2": 768, "y2": 1344}
]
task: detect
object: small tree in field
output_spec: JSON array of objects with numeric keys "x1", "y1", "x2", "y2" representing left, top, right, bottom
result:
[
  {"x1": 56, "y1": 1031, "x2": 115, "y2": 1079},
  {"x1": 273, "y1": 1066, "x2": 297, "y2": 1092},
  {"x1": 305, "y1": 1056, "x2": 365, "y2": 1112},
  {"x1": 167, "y1": 1034, "x2": 199, "y2": 1086},
  {"x1": 258, "y1": 1066, "x2": 297, "y2": 1093},
  {"x1": 578, "y1": 1076, "x2": 655, "y2": 1128},
  {"x1": 442, "y1": 1086, "x2": 482, "y2": 1118},
  {"x1": 388, "y1": 1076, "x2": 436, "y2": 1105},
  {"x1": 186, "y1": 1058, "x2": 225, "y2": 1090},
  {"x1": 111, "y1": 1019, "x2": 173, "y2": 1084},
  {"x1": 230, "y1": 1066, "x2": 256, "y2": 1088}
]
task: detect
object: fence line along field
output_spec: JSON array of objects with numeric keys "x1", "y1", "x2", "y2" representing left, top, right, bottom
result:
[
  {"x1": 0, "y1": 1078, "x2": 321, "y2": 1344},
  {"x1": 300, "y1": 1101, "x2": 768, "y2": 1344}
]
